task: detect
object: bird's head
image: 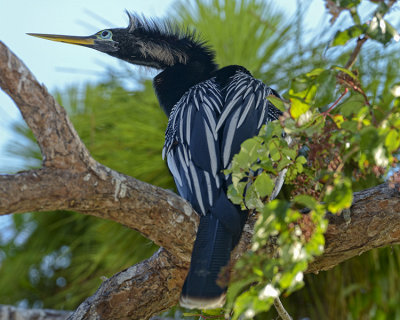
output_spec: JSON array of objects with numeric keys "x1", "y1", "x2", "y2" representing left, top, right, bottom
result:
[{"x1": 28, "y1": 11, "x2": 210, "y2": 70}]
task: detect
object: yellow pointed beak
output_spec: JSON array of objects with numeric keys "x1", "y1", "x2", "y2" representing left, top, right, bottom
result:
[{"x1": 27, "y1": 33, "x2": 96, "y2": 46}]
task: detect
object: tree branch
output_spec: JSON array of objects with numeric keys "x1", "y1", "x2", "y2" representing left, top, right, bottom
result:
[
  {"x1": 0, "y1": 42, "x2": 90, "y2": 171},
  {"x1": 1, "y1": 41, "x2": 400, "y2": 319},
  {"x1": 63, "y1": 183, "x2": 400, "y2": 320},
  {"x1": 344, "y1": 36, "x2": 368, "y2": 70},
  {"x1": 0, "y1": 304, "x2": 175, "y2": 320},
  {"x1": 0, "y1": 305, "x2": 72, "y2": 320},
  {"x1": 70, "y1": 248, "x2": 186, "y2": 320},
  {"x1": 308, "y1": 183, "x2": 400, "y2": 273},
  {"x1": 0, "y1": 167, "x2": 198, "y2": 262},
  {"x1": 273, "y1": 297, "x2": 292, "y2": 320}
]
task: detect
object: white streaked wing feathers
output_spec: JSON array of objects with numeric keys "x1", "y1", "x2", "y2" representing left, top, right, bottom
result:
[
  {"x1": 163, "y1": 78, "x2": 222, "y2": 215},
  {"x1": 222, "y1": 107, "x2": 242, "y2": 167},
  {"x1": 163, "y1": 72, "x2": 282, "y2": 215}
]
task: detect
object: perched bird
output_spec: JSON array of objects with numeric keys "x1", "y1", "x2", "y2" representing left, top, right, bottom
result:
[{"x1": 28, "y1": 12, "x2": 282, "y2": 309}]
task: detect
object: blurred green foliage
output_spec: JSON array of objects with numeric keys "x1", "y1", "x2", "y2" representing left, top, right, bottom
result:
[
  {"x1": 0, "y1": 79, "x2": 171, "y2": 309},
  {"x1": 1, "y1": 0, "x2": 400, "y2": 319}
]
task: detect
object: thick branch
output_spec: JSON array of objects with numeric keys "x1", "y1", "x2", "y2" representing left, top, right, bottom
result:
[
  {"x1": 0, "y1": 167, "x2": 198, "y2": 262},
  {"x1": 66, "y1": 183, "x2": 400, "y2": 320},
  {"x1": 308, "y1": 183, "x2": 400, "y2": 273},
  {"x1": 0, "y1": 41, "x2": 91, "y2": 170},
  {"x1": 70, "y1": 249, "x2": 186, "y2": 320},
  {"x1": 0, "y1": 305, "x2": 174, "y2": 320},
  {"x1": 0, "y1": 305, "x2": 72, "y2": 320}
]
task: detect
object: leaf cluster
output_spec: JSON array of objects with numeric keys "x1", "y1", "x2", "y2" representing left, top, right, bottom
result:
[
  {"x1": 224, "y1": 1, "x2": 400, "y2": 317},
  {"x1": 331, "y1": 0, "x2": 400, "y2": 47}
]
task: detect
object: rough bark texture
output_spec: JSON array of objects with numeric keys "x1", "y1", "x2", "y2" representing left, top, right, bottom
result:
[
  {"x1": 0, "y1": 167, "x2": 198, "y2": 262},
  {"x1": 308, "y1": 183, "x2": 400, "y2": 273},
  {"x1": 0, "y1": 305, "x2": 72, "y2": 320},
  {"x1": 0, "y1": 41, "x2": 399, "y2": 320},
  {"x1": 0, "y1": 305, "x2": 174, "y2": 320},
  {"x1": 71, "y1": 249, "x2": 187, "y2": 320}
]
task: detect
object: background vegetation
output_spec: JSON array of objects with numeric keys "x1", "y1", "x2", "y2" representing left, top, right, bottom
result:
[{"x1": 0, "y1": 0, "x2": 399, "y2": 319}]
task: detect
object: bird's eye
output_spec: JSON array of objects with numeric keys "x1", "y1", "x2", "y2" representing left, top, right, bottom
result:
[{"x1": 99, "y1": 30, "x2": 112, "y2": 39}]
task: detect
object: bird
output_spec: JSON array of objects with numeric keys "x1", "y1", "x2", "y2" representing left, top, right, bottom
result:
[{"x1": 28, "y1": 12, "x2": 283, "y2": 309}]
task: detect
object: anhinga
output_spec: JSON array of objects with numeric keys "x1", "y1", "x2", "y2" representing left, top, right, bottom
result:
[{"x1": 28, "y1": 12, "x2": 282, "y2": 309}]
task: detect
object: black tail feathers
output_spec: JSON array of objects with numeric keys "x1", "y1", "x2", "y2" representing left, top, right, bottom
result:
[
  {"x1": 180, "y1": 192, "x2": 247, "y2": 309},
  {"x1": 180, "y1": 213, "x2": 233, "y2": 309}
]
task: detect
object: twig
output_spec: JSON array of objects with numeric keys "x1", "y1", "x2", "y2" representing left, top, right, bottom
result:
[
  {"x1": 344, "y1": 36, "x2": 368, "y2": 70},
  {"x1": 273, "y1": 297, "x2": 292, "y2": 320},
  {"x1": 323, "y1": 87, "x2": 349, "y2": 115}
]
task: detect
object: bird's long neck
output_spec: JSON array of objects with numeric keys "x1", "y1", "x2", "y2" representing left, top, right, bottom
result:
[{"x1": 152, "y1": 40, "x2": 218, "y2": 116}]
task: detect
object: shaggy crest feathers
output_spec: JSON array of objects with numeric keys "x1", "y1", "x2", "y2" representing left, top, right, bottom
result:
[
  {"x1": 126, "y1": 10, "x2": 198, "y2": 44},
  {"x1": 125, "y1": 11, "x2": 216, "y2": 67}
]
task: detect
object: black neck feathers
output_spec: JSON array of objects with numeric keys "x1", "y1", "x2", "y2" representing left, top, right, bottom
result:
[
  {"x1": 116, "y1": 13, "x2": 218, "y2": 116},
  {"x1": 153, "y1": 58, "x2": 217, "y2": 116}
]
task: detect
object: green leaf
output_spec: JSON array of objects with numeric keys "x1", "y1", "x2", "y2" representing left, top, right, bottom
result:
[
  {"x1": 231, "y1": 138, "x2": 260, "y2": 170},
  {"x1": 324, "y1": 179, "x2": 353, "y2": 214},
  {"x1": 282, "y1": 148, "x2": 297, "y2": 160},
  {"x1": 340, "y1": 119, "x2": 358, "y2": 132},
  {"x1": 277, "y1": 157, "x2": 292, "y2": 171},
  {"x1": 385, "y1": 129, "x2": 400, "y2": 153},
  {"x1": 267, "y1": 95, "x2": 288, "y2": 112},
  {"x1": 295, "y1": 156, "x2": 306, "y2": 173},
  {"x1": 338, "y1": 93, "x2": 365, "y2": 117},
  {"x1": 293, "y1": 194, "x2": 318, "y2": 210},
  {"x1": 268, "y1": 140, "x2": 281, "y2": 161},
  {"x1": 227, "y1": 183, "x2": 246, "y2": 205},
  {"x1": 332, "y1": 66, "x2": 359, "y2": 81},
  {"x1": 335, "y1": 0, "x2": 361, "y2": 9},
  {"x1": 288, "y1": 84, "x2": 317, "y2": 119},
  {"x1": 314, "y1": 70, "x2": 338, "y2": 108},
  {"x1": 232, "y1": 290, "x2": 256, "y2": 320},
  {"x1": 290, "y1": 98, "x2": 310, "y2": 119},
  {"x1": 306, "y1": 68, "x2": 326, "y2": 78},
  {"x1": 333, "y1": 114, "x2": 345, "y2": 128},
  {"x1": 360, "y1": 127, "x2": 379, "y2": 151},
  {"x1": 331, "y1": 25, "x2": 363, "y2": 47},
  {"x1": 226, "y1": 275, "x2": 260, "y2": 311},
  {"x1": 297, "y1": 156, "x2": 307, "y2": 165},
  {"x1": 240, "y1": 138, "x2": 259, "y2": 159},
  {"x1": 253, "y1": 172, "x2": 274, "y2": 198},
  {"x1": 264, "y1": 121, "x2": 283, "y2": 138},
  {"x1": 244, "y1": 184, "x2": 264, "y2": 209}
]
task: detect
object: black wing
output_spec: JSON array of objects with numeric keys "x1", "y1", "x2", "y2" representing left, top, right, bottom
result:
[
  {"x1": 217, "y1": 71, "x2": 282, "y2": 170},
  {"x1": 163, "y1": 70, "x2": 282, "y2": 218},
  {"x1": 163, "y1": 78, "x2": 223, "y2": 215}
]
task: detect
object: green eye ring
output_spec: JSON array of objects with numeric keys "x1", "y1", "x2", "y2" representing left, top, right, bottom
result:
[{"x1": 99, "y1": 30, "x2": 112, "y2": 39}]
